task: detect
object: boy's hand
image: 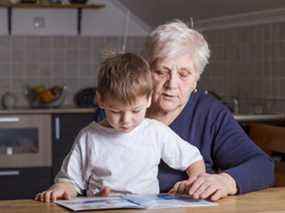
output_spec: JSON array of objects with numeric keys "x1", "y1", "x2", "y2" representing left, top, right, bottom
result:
[
  {"x1": 168, "y1": 175, "x2": 198, "y2": 195},
  {"x1": 88, "y1": 186, "x2": 131, "y2": 197},
  {"x1": 34, "y1": 182, "x2": 77, "y2": 203},
  {"x1": 98, "y1": 186, "x2": 112, "y2": 196},
  {"x1": 87, "y1": 186, "x2": 112, "y2": 197}
]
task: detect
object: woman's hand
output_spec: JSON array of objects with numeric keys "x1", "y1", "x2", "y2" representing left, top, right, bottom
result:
[
  {"x1": 34, "y1": 182, "x2": 77, "y2": 203},
  {"x1": 168, "y1": 173, "x2": 237, "y2": 201}
]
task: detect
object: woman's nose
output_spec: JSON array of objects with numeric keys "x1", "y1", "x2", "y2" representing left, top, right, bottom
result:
[{"x1": 166, "y1": 73, "x2": 179, "y2": 89}]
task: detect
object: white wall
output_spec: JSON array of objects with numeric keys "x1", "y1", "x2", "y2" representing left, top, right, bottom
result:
[
  {"x1": 0, "y1": 8, "x2": 8, "y2": 35},
  {"x1": 82, "y1": 0, "x2": 150, "y2": 36}
]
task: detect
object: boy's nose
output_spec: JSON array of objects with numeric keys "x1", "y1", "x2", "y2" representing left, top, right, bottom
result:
[{"x1": 121, "y1": 112, "x2": 132, "y2": 124}]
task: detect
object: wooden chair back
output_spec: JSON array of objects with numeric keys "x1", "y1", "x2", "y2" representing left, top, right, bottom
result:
[{"x1": 248, "y1": 123, "x2": 285, "y2": 187}]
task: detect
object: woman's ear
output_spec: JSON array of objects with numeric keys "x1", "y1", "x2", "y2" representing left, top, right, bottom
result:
[
  {"x1": 147, "y1": 96, "x2": 152, "y2": 108},
  {"x1": 192, "y1": 73, "x2": 200, "y2": 92},
  {"x1": 193, "y1": 80, "x2": 198, "y2": 92}
]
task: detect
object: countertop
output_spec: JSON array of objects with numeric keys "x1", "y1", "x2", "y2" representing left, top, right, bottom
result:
[
  {"x1": 0, "y1": 107, "x2": 96, "y2": 114},
  {"x1": 1, "y1": 187, "x2": 285, "y2": 213},
  {"x1": 0, "y1": 107, "x2": 284, "y2": 123},
  {"x1": 234, "y1": 113, "x2": 285, "y2": 122}
]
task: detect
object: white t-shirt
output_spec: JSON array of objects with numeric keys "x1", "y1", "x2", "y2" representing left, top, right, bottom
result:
[{"x1": 55, "y1": 118, "x2": 202, "y2": 195}]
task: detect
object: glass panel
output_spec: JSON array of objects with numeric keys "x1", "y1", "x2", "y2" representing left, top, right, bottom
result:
[{"x1": 0, "y1": 128, "x2": 39, "y2": 155}]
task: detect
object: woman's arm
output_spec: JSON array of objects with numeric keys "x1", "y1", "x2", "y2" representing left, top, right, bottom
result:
[
  {"x1": 212, "y1": 109, "x2": 274, "y2": 194},
  {"x1": 187, "y1": 107, "x2": 274, "y2": 200},
  {"x1": 166, "y1": 100, "x2": 274, "y2": 200}
]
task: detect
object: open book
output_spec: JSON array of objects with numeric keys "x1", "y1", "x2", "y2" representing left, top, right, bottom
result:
[{"x1": 55, "y1": 194, "x2": 217, "y2": 211}]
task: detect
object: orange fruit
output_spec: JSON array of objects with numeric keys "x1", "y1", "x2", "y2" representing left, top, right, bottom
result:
[{"x1": 39, "y1": 90, "x2": 55, "y2": 103}]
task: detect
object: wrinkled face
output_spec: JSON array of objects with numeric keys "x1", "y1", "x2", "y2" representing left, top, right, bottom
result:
[
  {"x1": 151, "y1": 54, "x2": 199, "y2": 113},
  {"x1": 97, "y1": 95, "x2": 151, "y2": 133}
]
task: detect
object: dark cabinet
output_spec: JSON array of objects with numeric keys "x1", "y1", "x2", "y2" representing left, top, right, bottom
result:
[
  {"x1": 0, "y1": 167, "x2": 52, "y2": 200},
  {"x1": 52, "y1": 113, "x2": 95, "y2": 179}
]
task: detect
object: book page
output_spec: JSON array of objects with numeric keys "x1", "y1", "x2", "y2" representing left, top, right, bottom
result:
[
  {"x1": 55, "y1": 196, "x2": 144, "y2": 211},
  {"x1": 55, "y1": 194, "x2": 217, "y2": 211},
  {"x1": 125, "y1": 194, "x2": 217, "y2": 209}
]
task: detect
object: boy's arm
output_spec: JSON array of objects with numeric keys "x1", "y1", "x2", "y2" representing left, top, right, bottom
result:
[
  {"x1": 35, "y1": 182, "x2": 78, "y2": 202},
  {"x1": 186, "y1": 159, "x2": 206, "y2": 178},
  {"x1": 55, "y1": 178, "x2": 82, "y2": 194},
  {"x1": 168, "y1": 159, "x2": 206, "y2": 195},
  {"x1": 35, "y1": 129, "x2": 89, "y2": 202}
]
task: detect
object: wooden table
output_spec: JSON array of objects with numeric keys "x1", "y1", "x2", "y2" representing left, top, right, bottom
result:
[{"x1": 1, "y1": 187, "x2": 285, "y2": 213}]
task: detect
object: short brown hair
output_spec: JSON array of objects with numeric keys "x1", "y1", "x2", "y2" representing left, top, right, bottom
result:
[{"x1": 97, "y1": 53, "x2": 152, "y2": 105}]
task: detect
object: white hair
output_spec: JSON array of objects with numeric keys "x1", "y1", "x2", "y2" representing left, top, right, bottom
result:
[{"x1": 146, "y1": 19, "x2": 210, "y2": 75}]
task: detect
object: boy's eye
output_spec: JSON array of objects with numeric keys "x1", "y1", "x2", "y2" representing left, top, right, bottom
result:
[
  {"x1": 132, "y1": 109, "x2": 141, "y2": 114},
  {"x1": 110, "y1": 110, "x2": 120, "y2": 114},
  {"x1": 154, "y1": 69, "x2": 167, "y2": 76}
]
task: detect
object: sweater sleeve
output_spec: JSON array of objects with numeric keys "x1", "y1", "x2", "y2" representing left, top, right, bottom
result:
[
  {"x1": 212, "y1": 108, "x2": 275, "y2": 194},
  {"x1": 160, "y1": 124, "x2": 203, "y2": 171}
]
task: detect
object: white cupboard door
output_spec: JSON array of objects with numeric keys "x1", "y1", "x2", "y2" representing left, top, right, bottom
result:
[{"x1": 12, "y1": 9, "x2": 77, "y2": 36}]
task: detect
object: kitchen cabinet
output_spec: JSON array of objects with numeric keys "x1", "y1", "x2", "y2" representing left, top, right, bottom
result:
[
  {"x1": 0, "y1": 8, "x2": 8, "y2": 35},
  {"x1": 0, "y1": 167, "x2": 52, "y2": 200},
  {"x1": 0, "y1": 3, "x2": 105, "y2": 35},
  {"x1": 12, "y1": 8, "x2": 78, "y2": 36},
  {"x1": 52, "y1": 113, "x2": 95, "y2": 178}
]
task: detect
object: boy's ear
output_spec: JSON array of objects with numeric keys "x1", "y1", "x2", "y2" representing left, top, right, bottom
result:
[{"x1": 96, "y1": 92, "x2": 103, "y2": 107}]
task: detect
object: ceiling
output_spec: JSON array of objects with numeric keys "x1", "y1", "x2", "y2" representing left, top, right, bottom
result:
[{"x1": 118, "y1": 0, "x2": 285, "y2": 28}]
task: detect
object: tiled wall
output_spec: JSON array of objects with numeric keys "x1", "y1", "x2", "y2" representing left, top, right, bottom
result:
[
  {"x1": 200, "y1": 21, "x2": 285, "y2": 113},
  {"x1": 1, "y1": 22, "x2": 285, "y2": 113},
  {"x1": 0, "y1": 36, "x2": 146, "y2": 108}
]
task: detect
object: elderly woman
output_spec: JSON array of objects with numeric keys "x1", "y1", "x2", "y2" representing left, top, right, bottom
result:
[{"x1": 145, "y1": 20, "x2": 274, "y2": 201}]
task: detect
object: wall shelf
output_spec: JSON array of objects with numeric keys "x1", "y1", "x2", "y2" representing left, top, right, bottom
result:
[
  {"x1": 0, "y1": 3, "x2": 105, "y2": 9},
  {"x1": 0, "y1": 3, "x2": 105, "y2": 35}
]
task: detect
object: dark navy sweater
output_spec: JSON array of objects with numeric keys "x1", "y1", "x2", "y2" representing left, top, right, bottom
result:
[
  {"x1": 94, "y1": 89, "x2": 274, "y2": 194},
  {"x1": 158, "y1": 90, "x2": 275, "y2": 194}
]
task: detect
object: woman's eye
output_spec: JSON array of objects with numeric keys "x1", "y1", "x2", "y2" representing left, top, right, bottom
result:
[{"x1": 178, "y1": 69, "x2": 191, "y2": 78}]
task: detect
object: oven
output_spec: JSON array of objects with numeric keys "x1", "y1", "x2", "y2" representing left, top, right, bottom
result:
[
  {"x1": 0, "y1": 114, "x2": 51, "y2": 168},
  {"x1": 0, "y1": 114, "x2": 52, "y2": 199}
]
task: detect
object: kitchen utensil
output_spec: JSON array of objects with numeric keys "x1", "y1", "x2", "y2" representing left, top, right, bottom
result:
[
  {"x1": 26, "y1": 85, "x2": 66, "y2": 108},
  {"x1": 69, "y1": 0, "x2": 87, "y2": 4},
  {"x1": 74, "y1": 87, "x2": 96, "y2": 108},
  {"x1": 1, "y1": 92, "x2": 17, "y2": 109}
]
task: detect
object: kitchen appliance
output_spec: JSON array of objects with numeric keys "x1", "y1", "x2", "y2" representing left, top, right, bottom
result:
[
  {"x1": 0, "y1": 114, "x2": 51, "y2": 168},
  {"x1": 0, "y1": 114, "x2": 52, "y2": 199}
]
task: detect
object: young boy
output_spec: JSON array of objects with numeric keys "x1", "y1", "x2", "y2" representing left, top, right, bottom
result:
[{"x1": 35, "y1": 53, "x2": 205, "y2": 202}]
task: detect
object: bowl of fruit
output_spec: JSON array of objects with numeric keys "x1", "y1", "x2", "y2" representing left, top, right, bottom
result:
[{"x1": 26, "y1": 85, "x2": 66, "y2": 108}]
